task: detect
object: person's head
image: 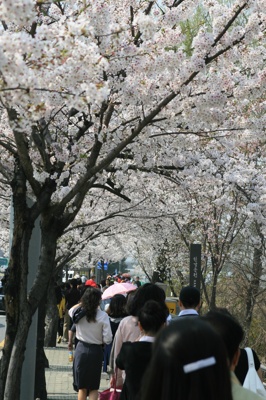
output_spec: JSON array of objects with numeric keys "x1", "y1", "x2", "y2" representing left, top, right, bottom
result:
[
  {"x1": 70, "y1": 278, "x2": 78, "y2": 288},
  {"x1": 85, "y1": 279, "x2": 98, "y2": 288},
  {"x1": 202, "y1": 308, "x2": 244, "y2": 369},
  {"x1": 76, "y1": 277, "x2": 82, "y2": 286},
  {"x1": 137, "y1": 300, "x2": 168, "y2": 336},
  {"x1": 108, "y1": 294, "x2": 128, "y2": 318},
  {"x1": 141, "y1": 318, "x2": 232, "y2": 400},
  {"x1": 127, "y1": 283, "x2": 168, "y2": 317},
  {"x1": 179, "y1": 286, "x2": 200, "y2": 310},
  {"x1": 81, "y1": 287, "x2": 102, "y2": 322},
  {"x1": 101, "y1": 279, "x2": 106, "y2": 287}
]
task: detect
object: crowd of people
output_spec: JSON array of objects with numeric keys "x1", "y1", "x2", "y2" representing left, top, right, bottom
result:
[{"x1": 55, "y1": 277, "x2": 265, "y2": 400}]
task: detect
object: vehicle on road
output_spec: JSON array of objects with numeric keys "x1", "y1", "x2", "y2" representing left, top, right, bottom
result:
[{"x1": 0, "y1": 295, "x2": 5, "y2": 314}]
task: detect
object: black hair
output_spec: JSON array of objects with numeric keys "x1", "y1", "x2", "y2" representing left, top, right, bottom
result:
[
  {"x1": 76, "y1": 278, "x2": 82, "y2": 286},
  {"x1": 179, "y1": 286, "x2": 200, "y2": 308},
  {"x1": 70, "y1": 278, "x2": 78, "y2": 288},
  {"x1": 127, "y1": 283, "x2": 168, "y2": 317},
  {"x1": 202, "y1": 308, "x2": 244, "y2": 364},
  {"x1": 108, "y1": 294, "x2": 128, "y2": 318},
  {"x1": 80, "y1": 287, "x2": 102, "y2": 322},
  {"x1": 101, "y1": 279, "x2": 107, "y2": 287},
  {"x1": 137, "y1": 300, "x2": 167, "y2": 335},
  {"x1": 141, "y1": 318, "x2": 232, "y2": 400}
]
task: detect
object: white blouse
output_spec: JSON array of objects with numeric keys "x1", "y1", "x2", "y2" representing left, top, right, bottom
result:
[{"x1": 69, "y1": 306, "x2": 112, "y2": 345}]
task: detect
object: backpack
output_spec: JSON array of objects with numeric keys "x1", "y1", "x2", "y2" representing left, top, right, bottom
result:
[{"x1": 243, "y1": 347, "x2": 266, "y2": 398}]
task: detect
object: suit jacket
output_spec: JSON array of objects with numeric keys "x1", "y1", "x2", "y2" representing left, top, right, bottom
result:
[{"x1": 116, "y1": 341, "x2": 153, "y2": 400}]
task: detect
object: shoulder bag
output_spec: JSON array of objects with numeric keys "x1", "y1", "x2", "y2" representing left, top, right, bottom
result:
[{"x1": 243, "y1": 347, "x2": 266, "y2": 398}]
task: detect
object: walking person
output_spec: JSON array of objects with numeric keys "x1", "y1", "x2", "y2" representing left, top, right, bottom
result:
[
  {"x1": 235, "y1": 348, "x2": 263, "y2": 385},
  {"x1": 103, "y1": 294, "x2": 128, "y2": 374},
  {"x1": 65, "y1": 279, "x2": 81, "y2": 342},
  {"x1": 140, "y1": 317, "x2": 233, "y2": 400},
  {"x1": 116, "y1": 300, "x2": 168, "y2": 400},
  {"x1": 55, "y1": 283, "x2": 66, "y2": 343},
  {"x1": 203, "y1": 309, "x2": 263, "y2": 400},
  {"x1": 178, "y1": 286, "x2": 201, "y2": 317},
  {"x1": 110, "y1": 283, "x2": 169, "y2": 387},
  {"x1": 68, "y1": 287, "x2": 112, "y2": 400}
]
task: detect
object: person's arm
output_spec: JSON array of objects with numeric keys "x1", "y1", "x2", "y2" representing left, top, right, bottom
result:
[
  {"x1": 115, "y1": 343, "x2": 127, "y2": 371},
  {"x1": 68, "y1": 302, "x2": 82, "y2": 318},
  {"x1": 252, "y1": 349, "x2": 263, "y2": 382},
  {"x1": 257, "y1": 367, "x2": 263, "y2": 382},
  {"x1": 68, "y1": 329, "x2": 74, "y2": 351},
  {"x1": 102, "y1": 315, "x2": 113, "y2": 345}
]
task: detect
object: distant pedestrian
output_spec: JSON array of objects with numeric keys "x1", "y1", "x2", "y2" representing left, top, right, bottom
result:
[
  {"x1": 134, "y1": 277, "x2": 141, "y2": 288},
  {"x1": 102, "y1": 278, "x2": 113, "y2": 292},
  {"x1": 55, "y1": 283, "x2": 65, "y2": 344},
  {"x1": 178, "y1": 286, "x2": 201, "y2": 317},
  {"x1": 69, "y1": 287, "x2": 112, "y2": 400},
  {"x1": 64, "y1": 279, "x2": 82, "y2": 343}
]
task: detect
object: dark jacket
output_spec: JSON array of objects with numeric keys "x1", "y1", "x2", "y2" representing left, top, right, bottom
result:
[
  {"x1": 116, "y1": 341, "x2": 153, "y2": 400},
  {"x1": 65, "y1": 287, "x2": 81, "y2": 310}
]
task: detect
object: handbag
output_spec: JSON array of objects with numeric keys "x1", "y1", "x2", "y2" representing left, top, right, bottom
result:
[
  {"x1": 99, "y1": 369, "x2": 122, "y2": 400},
  {"x1": 243, "y1": 347, "x2": 266, "y2": 398},
  {"x1": 98, "y1": 387, "x2": 122, "y2": 400}
]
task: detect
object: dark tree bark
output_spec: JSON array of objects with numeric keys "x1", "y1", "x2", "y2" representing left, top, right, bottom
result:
[
  {"x1": 0, "y1": 204, "x2": 59, "y2": 399},
  {"x1": 0, "y1": 161, "x2": 35, "y2": 400},
  {"x1": 44, "y1": 279, "x2": 58, "y2": 348},
  {"x1": 243, "y1": 246, "x2": 263, "y2": 343},
  {"x1": 209, "y1": 271, "x2": 220, "y2": 310},
  {"x1": 34, "y1": 291, "x2": 49, "y2": 400}
]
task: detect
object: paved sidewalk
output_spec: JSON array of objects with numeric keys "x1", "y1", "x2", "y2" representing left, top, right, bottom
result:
[{"x1": 45, "y1": 342, "x2": 110, "y2": 400}]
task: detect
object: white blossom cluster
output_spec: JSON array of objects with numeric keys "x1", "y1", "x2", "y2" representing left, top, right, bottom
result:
[{"x1": 0, "y1": 0, "x2": 265, "y2": 278}]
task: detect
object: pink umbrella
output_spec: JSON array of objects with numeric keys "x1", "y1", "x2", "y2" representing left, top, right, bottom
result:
[{"x1": 102, "y1": 282, "x2": 137, "y2": 300}]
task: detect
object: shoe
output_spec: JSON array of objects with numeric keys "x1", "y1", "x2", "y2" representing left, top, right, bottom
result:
[{"x1": 57, "y1": 336, "x2": 62, "y2": 343}]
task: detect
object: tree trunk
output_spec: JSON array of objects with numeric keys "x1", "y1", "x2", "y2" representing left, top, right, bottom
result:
[
  {"x1": 243, "y1": 246, "x2": 263, "y2": 343},
  {"x1": 4, "y1": 310, "x2": 32, "y2": 400},
  {"x1": 35, "y1": 292, "x2": 49, "y2": 400},
  {"x1": 209, "y1": 269, "x2": 219, "y2": 310},
  {"x1": 44, "y1": 279, "x2": 58, "y2": 347},
  {"x1": 1, "y1": 211, "x2": 59, "y2": 399},
  {"x1": 0, "y1": 161, "x2": 35, "y2": 400}
]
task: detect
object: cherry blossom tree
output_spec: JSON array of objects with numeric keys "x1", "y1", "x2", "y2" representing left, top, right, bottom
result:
[
  {"x1": 0, "y1": 0, "x2": 265, "y2": 398},
  {"x1": 118, "y1": 142, "x2": 266, "y2": 311}
]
